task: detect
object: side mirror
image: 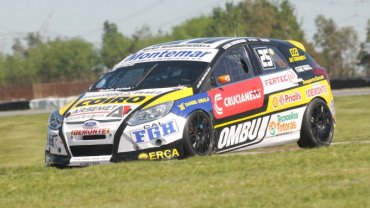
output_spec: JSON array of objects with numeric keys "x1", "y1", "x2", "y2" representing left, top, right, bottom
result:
[{"x1": 217, "y1": 75, "x2": 231, "y2": 84}]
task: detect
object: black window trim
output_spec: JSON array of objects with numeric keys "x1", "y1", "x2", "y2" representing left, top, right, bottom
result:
[
  {"x1": 210, "y1": 44, "x2": 256, "y2": 87},
  {"x1": 246, "y1": 42, "x2": 292, "y2": 75}
]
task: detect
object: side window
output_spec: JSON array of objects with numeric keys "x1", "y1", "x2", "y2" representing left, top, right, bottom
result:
[
  {"x1": 252, "y1": 45, "x2": 290, "y2": 74},
  {"x1": 211, "y1": 46, "x2": 253, "y2": 87},
  {"x1": 280, "y1": 44, "x2": 317, "y2": 67}
]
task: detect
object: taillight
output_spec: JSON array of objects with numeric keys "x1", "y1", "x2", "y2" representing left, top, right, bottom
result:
[{"x1": 313, "y1": 67, "x2": 330, "y2": 84}]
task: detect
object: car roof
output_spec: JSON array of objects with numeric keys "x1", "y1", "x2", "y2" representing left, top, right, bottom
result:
[
  {"x1": 141, "y1": 37, "x2": 294, "y2": 51},
  {"x1": 113, "y1": 37, "x2": 305, "y2": 69}
]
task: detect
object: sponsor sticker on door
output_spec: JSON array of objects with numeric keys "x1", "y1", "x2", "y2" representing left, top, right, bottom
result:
[{"x1": 208, "y1": 78, "x2": 264, "y2": 119}]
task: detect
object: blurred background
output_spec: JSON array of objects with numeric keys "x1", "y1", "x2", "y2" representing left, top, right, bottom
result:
[{"x1": 0, "y1": 0, "x2": 369, "y2": 107}]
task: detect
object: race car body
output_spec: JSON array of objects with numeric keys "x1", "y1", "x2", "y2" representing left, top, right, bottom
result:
[{"x1": 45, "y1": 37, "x2": 335, "y2": 167}]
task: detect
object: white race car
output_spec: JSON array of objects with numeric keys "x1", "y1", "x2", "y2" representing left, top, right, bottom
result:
[{"x1": 45, "y1": 37, "x2": 335, "y2": 167}]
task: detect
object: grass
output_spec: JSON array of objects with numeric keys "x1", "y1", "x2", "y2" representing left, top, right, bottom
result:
[
  {"x1": 0, "y1": 95, "x2": 370, "y2": 207},
  {"x1": 333, "y1": 95, "x2": 370, "y2": 142}
]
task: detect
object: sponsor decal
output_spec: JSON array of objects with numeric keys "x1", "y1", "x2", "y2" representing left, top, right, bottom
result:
[
  {"x1": 82, "y1": 92, "x2": 130, "y2": 99},
  {"x1": 120, "y1": 49, "x2": 218, "y2": 64},
  {"x1": 222, "y1": 89, "x2": 262, "y2": 107},
  {"x1": 71, "y1": 128, "x2": 110, "y2": 136},
  {"x1": 277, "y1": 111, "x2": 299, "y2": 122},
  {"x1": 138, "y1": 148, "x2": 180, "y2": 160},
  {"x1": 261, "y1": 69, "x2": 299, "y2": 94},
  {"x1": 217, "y1": 116, "x2": 270, "y2": 149},
  {"x1": 178, "y1": 97, "x2": 210, "y2": 111},
  {"x1": 142, "y1": 44, "x2": 212, "y2": 51},
  {"x1": 106, "y1": 106, "x2": 132, "y2": 118},
  {"x1": 67, "y1": 105, "x2": 132, "y2": 119},
  {"x1": 196, "y1": 67, "x2": 211, "y2": 88},
  {"x1": 288, "y1": 48, "x2": 306, "y2": 63},
  {"x1": 214, "y1": 93, "x2": 223, "y2": 115},
  {"x1": 65, "y1": 114, "x2": 106, "y2": 121},
  {"x1": 69, "y1": 105, "x2": 117, "y2": 116},
  {"x1": 75, "y1": 96, "x2": 147, "y2": 107},
  {"x1": 267, "y1": 110, "x2": 300, "y2": 136},
  {"x1": 306, "y1": 84, "x2": 327, "y2": 98},
  {"x1": 268, "y1": 121, "x2": 297, "y2": 136},
  {"x1": 130, "y1": 120, "x2": 178, "y2": 143},
  {"x1": 222, "y1": 39, "x2": 247, "y2": 50},
  {"x1": 272, "y1": 91, "x2": 302, "y2": 109},
  {"x1": 289, "y1": 48, "x2": 299, "y2": 57},
  {"x1": 126, "y1": 50, "x2": 212, "y2": 61},
  {"x1": 302, "y1": 75, "x2": 324, "y2": 85},
  {"x1": 82, "y1": 90, "x2": 167, "y2": 99},
  {"x1": 264, "y1": 71, "x2": 297, "y2": 86},
  {"x1": 295, "y1": 64, "x2": 312, "y2": 73},
  {"x1": 254, "y1": 47, "x2": 275, "y2": 69},
  {"x1": 208, "y1": 78, "x2": 264, "y2": 119}
]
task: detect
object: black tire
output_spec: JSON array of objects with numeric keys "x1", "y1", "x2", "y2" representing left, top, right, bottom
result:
[
  {"x1": 183, "y1": 111, "x2": 214, "y2": 156},
  {"x1": 298, "y1": 99, "x2": 334, "y2": 148}
]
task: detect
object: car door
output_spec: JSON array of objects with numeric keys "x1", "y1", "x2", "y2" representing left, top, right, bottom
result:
[
  {"x1": 205, "y1": 45, "x2": 270, "y2": 152},
  {"x1": 207, "y1": 45, "x2": 263, "y2": 121}
]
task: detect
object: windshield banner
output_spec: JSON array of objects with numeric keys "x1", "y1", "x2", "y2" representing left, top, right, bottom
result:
[{"x1": 117, "y1": 49, "x2": 218, "y2": 66}]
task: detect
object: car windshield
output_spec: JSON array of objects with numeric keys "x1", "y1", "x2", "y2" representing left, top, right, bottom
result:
[{"x1": 91, "y1": 61, "x2": 209, "y2": 90}]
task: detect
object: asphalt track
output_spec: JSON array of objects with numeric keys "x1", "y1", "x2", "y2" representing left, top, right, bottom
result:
[
  {"x1": 332, "y1": 88, "x2": 370, "y2": 97},
  {"x1": 0, "y1": 88, "x2": 369, "y2": 117}
]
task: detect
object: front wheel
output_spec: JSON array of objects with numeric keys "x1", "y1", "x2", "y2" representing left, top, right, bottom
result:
[
  {"x1": 183, "y1": 111, "x2": 214, "y2": 156},
  {"x1": 298, "y1": 99, "x2": 334, "y2": 148}
]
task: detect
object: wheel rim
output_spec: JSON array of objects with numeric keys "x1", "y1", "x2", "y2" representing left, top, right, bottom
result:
[
  {"x1": 310, "y1": 104, "x2": 333, "y2": 144},
  {"x1": 188, "y1": 114, "x2": 212, "y2": 155}
]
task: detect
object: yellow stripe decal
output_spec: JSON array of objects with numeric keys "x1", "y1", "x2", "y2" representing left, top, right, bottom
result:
[
  {"x1": 214, "y1": 80, "x2": 333, "y2": 129},
  {"x1": 144, "y1": 87, "x2": 194, "y2": 108},
  {"x1": 287, "y1": 40, "x2": 306, "y2": 52},
  {"x1": 59, "y1": 97, "x2": 78, "y2": 115}
]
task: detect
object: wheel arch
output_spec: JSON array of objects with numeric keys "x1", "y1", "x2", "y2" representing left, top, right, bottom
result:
[
  {"x1": 300, "y1": 96, "x2": 329, "y2": 129},
  {"x1": 298, "y1": 97, "x2": 334, "y2": 148},
  {"x1": 182, "y1": 109, "x2": 216, "y2": 156}
]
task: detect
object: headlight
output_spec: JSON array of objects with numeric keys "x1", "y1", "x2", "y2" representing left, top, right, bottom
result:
[
  {"x1": 48, "y1": 110, "x2": 63, "y2": 130},
  {"x1": 127, "y1": 101, "x2": 174, "y2": 126}
]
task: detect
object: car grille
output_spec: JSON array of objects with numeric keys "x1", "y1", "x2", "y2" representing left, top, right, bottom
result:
[{"x1": 70, "y1": 145, "x2": 113, "y2": 156}]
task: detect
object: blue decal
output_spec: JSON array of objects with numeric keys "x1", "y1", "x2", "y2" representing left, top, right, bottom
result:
[
  {"x1": 172, "y1": 93, "x2": 212, "y2": 117},
  {"x1": 131, "y1": 120, "x2": 178, "y2": 143},
  {"x1": 83, "y1": 120, "x2": 98, "y2": 128}
]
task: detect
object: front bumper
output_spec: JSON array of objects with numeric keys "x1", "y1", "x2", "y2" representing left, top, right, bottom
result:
[{"x1": 45, "y1": 140, "x2": 185, "y2": 167}]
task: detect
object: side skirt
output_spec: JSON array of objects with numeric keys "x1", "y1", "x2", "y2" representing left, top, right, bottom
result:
[{"x1": 216, "y1": 131, "x2": 300, "y2": 154}]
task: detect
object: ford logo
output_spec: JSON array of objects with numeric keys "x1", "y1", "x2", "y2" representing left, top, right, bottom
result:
[{"x1": 83, "y1": 120, "x2": 98, "y2": 128}]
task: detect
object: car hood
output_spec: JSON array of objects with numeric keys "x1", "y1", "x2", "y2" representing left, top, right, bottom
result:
[{"x1": 63, "y1": 88, "x2": 183, "y2": 123}]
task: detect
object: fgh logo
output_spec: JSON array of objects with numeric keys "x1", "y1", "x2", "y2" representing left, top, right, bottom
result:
[{"x1": 130, "y1": 120, "x2": 178, "y2": 143}]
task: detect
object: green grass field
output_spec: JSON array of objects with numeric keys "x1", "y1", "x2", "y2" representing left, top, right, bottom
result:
[{"x1": 1, "y1": 95, "x2": 370, "y2": 208}]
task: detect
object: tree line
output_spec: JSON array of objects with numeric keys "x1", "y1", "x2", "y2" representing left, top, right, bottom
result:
[{"x1": 0, "y1": 0, "x2": 369, "y2": 87}]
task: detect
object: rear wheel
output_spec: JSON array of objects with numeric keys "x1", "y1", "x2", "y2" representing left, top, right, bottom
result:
[
  {"x1": 298, "y1": 99, "x2": 334, "y2": 148},
  {"x1": 183, "y1": 111, "x2": 214, "y2": 156}
]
